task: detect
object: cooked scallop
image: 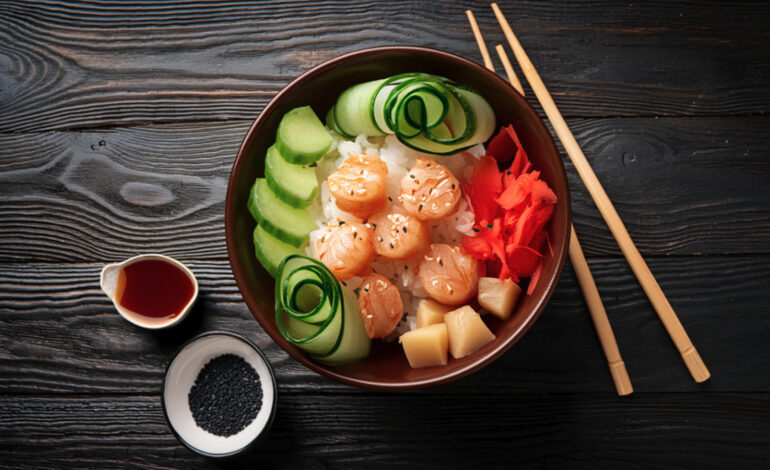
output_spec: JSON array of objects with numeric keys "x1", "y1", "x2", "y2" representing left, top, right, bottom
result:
[
  {"x1": 327, "y1": 153, "x2": 388, "y2": 219},
  {"x1": 400, "y1": 158, "x2": 461, "y2": 221},
  {"x1": 367, "y1": 210, "x2": 430, "y2": 260},
  {"x1": 418, "y1": 243, "x2": 480, "y2": 305}
]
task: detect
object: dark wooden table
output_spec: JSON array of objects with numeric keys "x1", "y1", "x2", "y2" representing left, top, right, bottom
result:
[{"x1": 1, "y1": 1, "x2": 769, "y2": 468}]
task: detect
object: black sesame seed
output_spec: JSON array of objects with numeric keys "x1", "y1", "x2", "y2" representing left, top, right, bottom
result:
[
  {"x1": 506, "y1": 171, "x2": 512, "y2": 175},
  {"x1": 372, "y1": 223, "x2": 377, "y2": 228},
  {"x1": 439, "y1": 259, "x2": 444, "y2": 267},
  {"x1": 390, "y1": 242, "x2": 395, "y2": 248},
  {"x1": 404, "y1": 265, "x2": 408, "y2": 270},
  {"x1": 378, "y1": 237, "x2": 383, "y2": 242},
  {"x1": 487, "y1": 224, "x2": 494, "y2": 229},
  {"x1": 188, "y1": 354, "x2": 262, "y2": 437},
  {"x1": 364, "y1": 286, "x2": 370, "y2": 292},
  {"x1": 473, "y1": 228, "x2": 480, "y2": 233},
  {"x1": 418, "y1": 204, "x2": 423, "y2": 211},
  {"x1": 342, "y1": 281, "x2": 347, "y2": 286},
  {"x1": 353, "y1": 232, "x2": 357, "y2": 239},
  {"x1": 354, "y1": 287, "x2": 361, "y2": 295},
  {"x1": 338, "y1": 220, "x2": 345, "y2": 225},
  {"x1": 308, "y1": 162, "x2": 318, "y2": 168},
  {"x1": 388, "y1": 197, "x2": 393, "y2": 201},
  {"x1": 410, "y1": 174, "x2": 415, "y2": 179},
  {"x1": 426, "y1": 163, "x2": 431, "y2": 167},
  {"x1": 402, "y1": 226, "x2": 407, "y2": 234},
  {"x1": 451, "y1": 184, "x2": 456, "y2": 190}
]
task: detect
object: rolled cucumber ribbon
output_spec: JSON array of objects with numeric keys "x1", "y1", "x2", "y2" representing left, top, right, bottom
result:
[{"x1": 275, "y1": 255, "x2": 371, "y2": 364}]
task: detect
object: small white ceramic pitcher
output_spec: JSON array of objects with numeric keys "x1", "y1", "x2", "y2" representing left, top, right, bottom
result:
[{"x1": 100, "y1": 254, "x2": 198, "y2": 329}]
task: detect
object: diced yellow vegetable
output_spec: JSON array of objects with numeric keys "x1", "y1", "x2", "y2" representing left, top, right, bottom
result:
[
  {"x1": 444, "y1": 305, "x2": 495, "y2": 359},
  {"x1": 399, "y1": 323, "x2": 449, "y2": 368},
  {"x1": 477, "y1": 277, "x2": 522, "y2": 320},
  {"x1": 416, "y1": 300, "x2": 452, "y2": 328}
]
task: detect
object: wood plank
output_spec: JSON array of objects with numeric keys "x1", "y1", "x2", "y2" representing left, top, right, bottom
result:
[
  {"x1": 0, "y1": 116, "x2": 767, "y2": 263},
  {"x1": 1, "y1": 256, "x2": 768, "y2": 395},
  {"x1": 0, "y1": 2, "x2": 765, "y2": 467},
  {"x1": 561, "y1": 117, "x2": 770, "y2": 257},
  {"x1": 1, "y1": 1, "x2": 768, "y2": 132},
  {"x1": 0, "y1": 393, "x2": 767, "y2": 469}
]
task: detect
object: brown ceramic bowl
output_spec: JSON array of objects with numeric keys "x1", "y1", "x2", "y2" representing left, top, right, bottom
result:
[{"x1": 225, "y1": 46, "x2": 571, "y2": 389}]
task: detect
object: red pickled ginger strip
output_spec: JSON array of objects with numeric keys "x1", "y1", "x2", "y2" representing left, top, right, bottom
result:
[
  {"x1": 466, "y1": 156, "x2": 502, "y2": 225},
  {"x1": 462, "y1": 124, "x2": 557, "y2": 295}
]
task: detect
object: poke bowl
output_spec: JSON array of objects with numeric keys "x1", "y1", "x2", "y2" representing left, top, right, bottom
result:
[{"x1": 225, "y1": 46, "x2": 570, "y2": 389}]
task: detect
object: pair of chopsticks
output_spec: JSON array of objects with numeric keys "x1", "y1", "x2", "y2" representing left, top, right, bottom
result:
[{"x1": 466, "y1": 4, "x2": 710, "y2": 395}]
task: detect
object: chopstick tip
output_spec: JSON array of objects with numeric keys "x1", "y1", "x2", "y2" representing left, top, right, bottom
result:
[
  {"x1": 682, "y1": 347, "x2": 711, "y2": 383},
  {"x1": 609, "y1": 361, "x2": 634, "y2": 396}
]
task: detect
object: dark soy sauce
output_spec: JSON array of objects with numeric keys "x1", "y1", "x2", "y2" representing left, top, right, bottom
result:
[{"x1": 115, "y1": 259, "x2": 194, "y2": 321}]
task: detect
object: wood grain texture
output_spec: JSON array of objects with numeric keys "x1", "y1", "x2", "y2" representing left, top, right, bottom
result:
[
  {"x1": 0, "y1": 393, "x2": 768, "y2": 469},
  {"x1": 0, "y1": 116, "x2": 767, "y2": 263},
  {"x1": 1, "y1": 256, "x2": 768, "y2": 395},
  {"x1": 1, "y1": 1, "x2": 769, "y2": 132},
  {"x1": 1, "y1": 2, "x2": 769, "y2": 467},
  {"x1": 499, "y1": 17, "x2": 710, "y2": 382}
]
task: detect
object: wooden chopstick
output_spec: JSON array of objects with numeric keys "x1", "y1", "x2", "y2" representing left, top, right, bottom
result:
[
  {"x1": 465, "y1": 10, "x2": 495, "y2": 72},
  {"x1": 494, "y1": 44, "x2": 525, "y2": 96},
  {"x1": 490, "y1": 2, "x2": 710, "y2": 383},
  {"x1": 568, "y1": 226, "x2": 633, "y2": 395},
  {"x1": 480, "y1": 30, "x2": 633, "y2": 396}
]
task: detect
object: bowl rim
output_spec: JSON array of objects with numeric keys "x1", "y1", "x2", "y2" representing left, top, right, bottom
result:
[
  {"x1": 225, "y1": 45, "x2": 571, "y2": 390},
  {"x1": 160, "y1": 330, "x2": 278, "y2": 458}
]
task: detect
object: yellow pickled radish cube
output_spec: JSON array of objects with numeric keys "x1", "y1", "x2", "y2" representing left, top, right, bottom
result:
[
  {"x1": 416, "y1": 299, "x2": 452, "y2": 328},
  {"x1": 444, "y1": 305, "x2": 495, "y2": 359},
  {"x1": 399, "y1": 323, "x2": 449, "y2": 368},
  {"x1": 477, "y1": 277, "x2": 522, "y2": 320}
]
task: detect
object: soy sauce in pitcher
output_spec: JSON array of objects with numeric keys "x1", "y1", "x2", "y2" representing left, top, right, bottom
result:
[{"x1": 115, "y1": 259, "x2": 195, "y2": 321}]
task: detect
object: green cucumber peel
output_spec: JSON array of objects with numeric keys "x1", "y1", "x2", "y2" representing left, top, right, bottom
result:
[
  {"x1": 252, "y1": 224, "x2": 302, "y2": 278},
  {"x1": 332, "y1": 72, "x2": 494, "y2": 155},
  {"x1": 275, "y1": 255, "x2": 371, "y2": 364},
  {"x1": 247, "y1": 178, "x2": 316, "y2": 248},
  {"x1": 276, "y1": 106, "x2": 333, "y2": 165}
]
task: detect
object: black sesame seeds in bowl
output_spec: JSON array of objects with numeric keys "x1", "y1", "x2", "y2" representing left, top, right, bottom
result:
[
  {"x1": 162, "y1": 331, "x2": 277, "y2": 458},
  {"x1": 188, "y1": 354, "x2": 263, "y2": 437}
]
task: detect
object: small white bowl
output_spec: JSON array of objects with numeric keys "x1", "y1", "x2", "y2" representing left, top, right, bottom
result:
[
  {"x1": 100, "y1": 253, "x2": 198, "y2": 329},
  {"x1": 162, "y1": 331, "x2": 277, "y2": 458}
]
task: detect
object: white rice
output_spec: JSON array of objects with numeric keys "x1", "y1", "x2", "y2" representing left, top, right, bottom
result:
[{"x1": 307, "y1": 133, "x2": 482, "y2": 336}]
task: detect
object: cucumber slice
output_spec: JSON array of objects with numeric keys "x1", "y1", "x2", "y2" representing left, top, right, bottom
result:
[
  {"x1": 321, "y1": 286, "x2": 371, "y2": 364},
  {"x1": 325, "y1": 106, "x2": 353, "y2": 139},
  {"x1": 275, "y1": 255, "x2": 371, "y2": 364},
  {"x1": 333, "y1": 79, "x2": 386, "y2": 137},
  {"x1": 253, "y1": 224, "x2": 302, "y2": 277},
  {"x1": 247, "y1": 178, "x2": 316, "y2": 248},
  {"x1": 264, "y1": 144, "x2": 318, "y2": 209},
  {"x1": 331, "y1": 73, "x2": 495, "y2": 156},
  {"x1": 398, "y1": 88, "x2": 495, "y2": 155},
  {"x1": 276, "y1": 106, "x2": 333, "y2": 165},
  {"x1": 371, "y1": 83, "x2": 397, "y2": 134}
]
